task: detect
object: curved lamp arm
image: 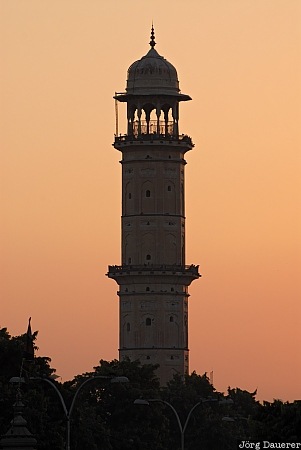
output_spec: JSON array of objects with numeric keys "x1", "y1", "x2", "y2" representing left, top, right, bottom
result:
[
  {"x1": 69, "y1": 375, "x2": 129, "y2": 417},
  {"x1": 32, "y1": 375, "x2": 128, "y2": 450},
  {"x1": 182, "y1": 401, "x2": 201, "y2": 435},
  {"x1": 134, "y1": 396, "x2": 229, "y2": 450},
  {"x1": 30, "y1": 377, "x2": 68, "y2": 418},
  {"x1": 69, "y1": 376, "x2": 110, "y2": 417},
  {"x1": 148, "y1": 399, "x2": 184, "y2": 434}
]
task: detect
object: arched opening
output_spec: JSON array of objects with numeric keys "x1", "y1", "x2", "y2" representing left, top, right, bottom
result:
[
  {"x1": 164, "y1": 181, "x2": 176, "y2": 214},
  {"x1": 127, "y1": 100, "x2": 178, "y2": 137},
  {"x1": 125, "y1": 182, "x2": 134, "y2": 215},
  {"x1": 141, "y1": 181, "x2": 155, "y2": 214}
]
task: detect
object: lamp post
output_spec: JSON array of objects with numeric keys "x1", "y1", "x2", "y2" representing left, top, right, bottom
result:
[
  {"x1": 11, "y1": 375, "x2": 129, "y2": 450},
  {"x1": 134, "y1": 397, "x2": 233, "y2": 450}
]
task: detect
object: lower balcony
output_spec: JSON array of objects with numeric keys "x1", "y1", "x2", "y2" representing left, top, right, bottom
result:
[
  {"x1": 107, "y1": 264, "x2": 200, "y2": 285},
  {"x1": 114, "y1": 132, "x2": 193, "y2": 148}
]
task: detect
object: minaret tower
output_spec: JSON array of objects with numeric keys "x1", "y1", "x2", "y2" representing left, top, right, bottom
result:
[{"x1": 107, "y1": 27, "x2": 200, "y2": 385}]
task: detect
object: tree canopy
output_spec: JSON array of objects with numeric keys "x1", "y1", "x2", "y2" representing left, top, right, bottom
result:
[{"x1": 0, "y1": 327, "x2": 300, "y2": 449}]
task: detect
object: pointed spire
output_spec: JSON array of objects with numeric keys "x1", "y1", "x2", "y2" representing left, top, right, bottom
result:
[
  {"x1": 23, "y1": 317, "x2": 34, "y2": 361},
  {"x1": 149, "y1": 23, "x2": 156, "y2": 48},
  {"x1": 0, "y1": 391, "x2": 37, "y2": 449}
]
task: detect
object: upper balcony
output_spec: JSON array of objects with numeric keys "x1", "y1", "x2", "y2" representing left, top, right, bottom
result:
[{"x1": 114, "y1": 120, "x2": 194, "y2": 149}]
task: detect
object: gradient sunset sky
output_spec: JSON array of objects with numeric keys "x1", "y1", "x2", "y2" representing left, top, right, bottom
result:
[{"x1": 1, "y1": 0, "x2": 300, "y2": 402}]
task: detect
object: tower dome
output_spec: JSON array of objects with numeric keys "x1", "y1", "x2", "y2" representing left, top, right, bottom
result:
[
  {"x1": 127, "y1": 48, "x2": 179, "y2": 95},
  {"x1": 125, "y1": 27, "x2": 183, "y2": 97}
]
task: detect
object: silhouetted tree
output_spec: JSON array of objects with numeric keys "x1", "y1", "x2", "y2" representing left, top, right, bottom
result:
[
  {"x1": 1, "y1": 327, "x2": 301, "y2": 450},
  {"x1": 0, "y1": 326, "x2": 64, "y2": 449}
]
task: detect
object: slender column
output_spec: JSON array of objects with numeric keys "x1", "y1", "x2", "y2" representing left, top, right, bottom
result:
[
  {"x1": 127, "y1": 106, "x2": 132, "y2": 136},
  {"x1": 145, "y1": 109, "x2": 151, "y2": 134},
  {"x1": 172, "y1": 103, "x2": 179, "y2": 137},
  {"x1": 137, "y1": 107, "x2": 142, "y2": 136},
  {"x1": 156, "y1": 104, "x2": 161, "y2": 135},
  {"x1": 127, "y1": 105, "x2": 135, "y2": 136},
  {"x1": 164, "y1": 108, "x2": 169, "y2": 135}
]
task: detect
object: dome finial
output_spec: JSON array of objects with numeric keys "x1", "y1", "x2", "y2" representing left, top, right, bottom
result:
[{"x1": 149, "y1": 22, "x2": 156, "y2": 48}]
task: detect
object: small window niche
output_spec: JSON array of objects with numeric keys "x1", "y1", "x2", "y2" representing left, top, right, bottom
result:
[
  {"x1": 146, "y1": 190, "x2": 151, "y2": 198},
  {"x1": 146, "y1": 254, "x2": 151, "y2": 261},
  {"x1": 126, "y1": 322, "x2": 130, "y2": 332},
  {"x1": 128, "y1": 193, "x2": 132, "y2": 199},
  {"x1": 169, "y1": 316, "x2": 174, "y2": 323},
  {"x1": 146, "y1": 318, "x2": 152, "y2": 326},
  {"x1": 167, "y1": 185, "x2": 172, "y2": 192},
  {"x1": 146, "y1": 287, "x2": 150, "y2": 291},
  {"x1": 128, "y1": 257, "x2": 132, "y2": 264}
]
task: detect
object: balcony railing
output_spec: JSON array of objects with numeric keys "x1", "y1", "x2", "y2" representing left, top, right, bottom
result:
[
  {"x1": 107, "y1": 264, "x2": 200, "y2": 277},
  {"x1": 114, "y1": 132, "x2": 193, "y2": 147},
  {"x1": 133, "y1": 120, "x2": 174, "y2": 136}
]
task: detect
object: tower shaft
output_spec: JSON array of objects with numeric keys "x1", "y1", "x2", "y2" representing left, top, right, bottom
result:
[{"x1": 107, "y1": 30, "x2": 200, "y2": 384}]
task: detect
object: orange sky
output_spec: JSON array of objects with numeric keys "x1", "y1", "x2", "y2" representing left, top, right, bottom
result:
[{"x1": 1, "y1": 0, "x2": 300, "y2": 402}]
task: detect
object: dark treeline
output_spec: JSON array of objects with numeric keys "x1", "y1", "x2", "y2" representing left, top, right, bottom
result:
[{"x1": 0, "y1": 327, "x2": 300, "y2": 449}]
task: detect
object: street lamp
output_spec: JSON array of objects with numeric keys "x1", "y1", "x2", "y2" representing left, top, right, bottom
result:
[
  {"x1": 134, "y1": 397, "x2": 233, "y2": 450},
  {"x1": 11, "y1": 375, "x2": 129, "y2": 450}
]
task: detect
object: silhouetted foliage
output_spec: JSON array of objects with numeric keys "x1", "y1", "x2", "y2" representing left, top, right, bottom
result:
[
  {"x1": 0, "y1": 326, "x2": 64, "y2": 449},
  {"x1": 1, "y1": 327, "x2": 301, "y2": 449}
]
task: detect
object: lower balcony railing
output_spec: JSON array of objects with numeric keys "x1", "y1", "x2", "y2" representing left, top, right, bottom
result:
[
  {"x1": 114, "y1": 132, "x2": 193, "y2": 146},
  {"x1": 107, "y1": 264, "x2": 200, "y2": 276}
]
